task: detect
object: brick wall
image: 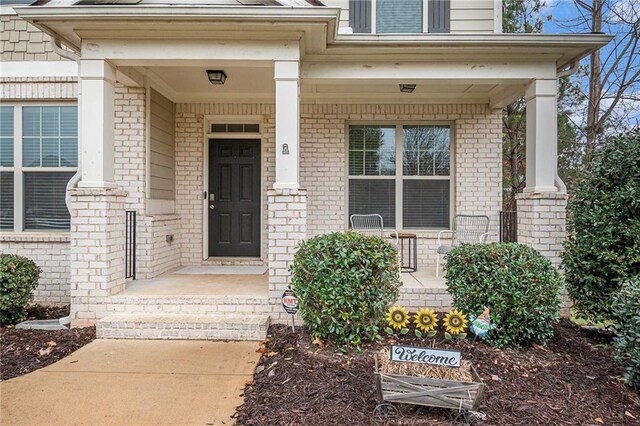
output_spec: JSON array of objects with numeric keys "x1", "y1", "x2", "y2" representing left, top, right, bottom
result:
[
  {"x1": 0, "y1": 77, "x2": 77, "y2": 101},
  {"x1": 175, "y1": 104, "x2": 275, "y2": 265},
  {"x1": 69, "y1": 188, "x2": 127, "y2": 326},
  {"x1": 113, "y1": 85, "x2": 181, "y2": 279},
  {"x1": 0, "y1": 74, "x2": 77, "y2": 305},
  {"x1": 175, "y1": 103, "x2": 502, "y2": 270},
  {"x1": 0, "y1": 234, "x2": 70, "y2": 305},
  {"x1": 267, "y1": 188, "x2": 307, "y2": 308}
]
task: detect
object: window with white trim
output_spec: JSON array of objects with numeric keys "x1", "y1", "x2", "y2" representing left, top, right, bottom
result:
[
  {"x1": 0, "y1": 105, "x2": 77, "y2": 232},
  {"x1": 348, "y1": 124, "x2": 452, "y2": 229}
]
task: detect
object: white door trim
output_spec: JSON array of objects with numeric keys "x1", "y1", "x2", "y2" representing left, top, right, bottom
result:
[{"x1": 202, "y1": 115, "x2": 264, "y2": 261}]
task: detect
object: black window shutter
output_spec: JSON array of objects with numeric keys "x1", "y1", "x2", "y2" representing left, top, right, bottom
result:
[
  {"x1": 349, "y1": 0, "x2": 372, "y2": 33},
  {"x1": 428, "y1": 0, "x2": 451, "y2": 33}
]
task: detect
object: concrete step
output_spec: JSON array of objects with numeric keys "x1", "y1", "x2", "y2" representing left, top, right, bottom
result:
[{"x1": 96, "y1": 313, "x2": 270, "y2": 341}]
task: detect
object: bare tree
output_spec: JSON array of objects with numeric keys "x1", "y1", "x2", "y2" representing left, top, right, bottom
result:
[{"x1": 571, "y1": 0, "x2": 640, "y2": 159}]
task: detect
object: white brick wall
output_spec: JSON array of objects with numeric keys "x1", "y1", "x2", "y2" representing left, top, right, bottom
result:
[
  {"x1": 175, "y1": 104, "x2": 276, "y2": 265},
  {"x1": 0, "y1": 234, "x2": 70, "y2": 305},
  {"x1": 0, "y1": 77, "x2": 77, "y2": 100},
  {"x1": 0, "y1": 78, "x2": 78, "y2": 305},
  {"x1": 267, "y1": 188, "x2": 307, "y2": 305},
  {"x1": 113, "y1": 85, "x2": 181, "y2": 279},
  {"x1": 175, "y1": 103, "x2": 503, "y2": 270},
  {"x1": 69, "y1": 187, "x2": 128, "y2": 327}
]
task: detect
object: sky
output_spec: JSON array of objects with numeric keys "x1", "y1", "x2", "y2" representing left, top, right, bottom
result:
[{"x1": 539, "y1": 0, "x2": 640, "y2": 131}]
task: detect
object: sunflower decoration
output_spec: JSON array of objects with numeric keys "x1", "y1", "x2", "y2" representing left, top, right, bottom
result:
[
  {"x1": 386, "y1": 306, "x2": 410, "y2": 331},
  {"x1": 443, "y1": 309, "x2": 469, "y2": 335},
  {"x1": 414, "y1": 308, "x2": 439, "y2": 334}
]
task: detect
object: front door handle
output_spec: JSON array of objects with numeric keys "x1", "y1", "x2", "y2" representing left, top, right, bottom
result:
[{"x1": 209, "y1": 205, "x2": 215, "y2": 210}]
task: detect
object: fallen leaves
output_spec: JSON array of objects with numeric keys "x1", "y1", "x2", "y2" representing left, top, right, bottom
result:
[
  {"x1": 594, "y1": 416, "x2": 605, "y2": 424},
  {"x1": 311, "y1": 337, "x2": 324, "y2": 347},
  {"x1": 38, "y1": 347, "x2": 53, "y2": 357},
  {"x1": 532, "y1": 344, "x2": 548, "y2": 352},
  {"x1": 37, "y1": 341, "x2": 57, "y2": 357}
]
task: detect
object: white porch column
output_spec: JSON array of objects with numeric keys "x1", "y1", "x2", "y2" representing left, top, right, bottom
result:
[
  {"x1": 274, "y1": 60, "x2": 300, "y2": 189},
  {"x1": 523, "y1": 79, "x2": 558, "y2": 193},
  {"x1": 77, "y1": 59, "x2": 117, "y2": 188},
  {"x1": 517, "y1": 78, "x2": 569, "y2": 313}
]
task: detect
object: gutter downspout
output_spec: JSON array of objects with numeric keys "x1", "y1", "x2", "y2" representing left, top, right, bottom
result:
[
  {"x1": 553, "y1": 60, "x2": 579, "y2": 193},
  {"x1": 51, "y1": 38, "x2": 81, "y2": 212}
]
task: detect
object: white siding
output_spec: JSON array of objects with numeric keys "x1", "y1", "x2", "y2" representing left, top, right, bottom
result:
[
  {"x1": 149, "y1": 88, "x2": 175, "y2": 200},
  {"x1": 322, "y1": 0, "x2": 350, "y2": 30},
  {"x1": 450, "y1": 0, "x2": 496, "y2": 33}
]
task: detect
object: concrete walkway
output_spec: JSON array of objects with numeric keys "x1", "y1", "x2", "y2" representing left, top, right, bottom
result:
[{"x1": 0, "y1": 339, "x2": 261, "y2": 425}]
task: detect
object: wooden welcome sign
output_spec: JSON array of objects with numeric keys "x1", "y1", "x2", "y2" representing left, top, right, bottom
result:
[{"x1": 390, "y1": 345, "x2": 461, "y2": 368}]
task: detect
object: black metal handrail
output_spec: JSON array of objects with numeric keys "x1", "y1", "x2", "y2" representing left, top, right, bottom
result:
[
  {"x1": 499, "y1": 211, "x2": 517, "y2": 243},
  {"x1": 125, "y1": 210, "x2": 136, "y2": 279}
]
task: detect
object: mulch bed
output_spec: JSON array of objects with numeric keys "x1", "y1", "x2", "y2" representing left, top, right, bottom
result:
[
  {"x1": 1, "y1": 304, "x2": 95, "y2": 381},
  {"x1": 235, "y1": 319, "x2": 640, "y2": 425}
]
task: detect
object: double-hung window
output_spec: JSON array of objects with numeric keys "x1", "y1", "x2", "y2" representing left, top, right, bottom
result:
[
  {"x1": 0, "y1": 105, "x2": 78, "y2": 232},
  {"x1": 349, "y1": 0, "x2": 451, "y2": 34},
  {"x1": 348, "y1": 124, "x2": 452, "y2": 230}
]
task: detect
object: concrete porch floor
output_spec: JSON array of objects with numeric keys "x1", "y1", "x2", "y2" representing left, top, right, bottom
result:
[
  {"x1": 118, "y1": 266, "x2": 444, "y2": 297},
  {"x1": 121, "y1": 272, "x2": 268, "y2": 297},
  {"x1": 401, "y1": 266, "x2": 447, "y2": 289}
]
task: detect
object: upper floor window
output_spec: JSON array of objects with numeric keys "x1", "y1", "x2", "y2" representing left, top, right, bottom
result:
[{"x1": 349, "y1": 0, "x2": 450, "y2": 34}]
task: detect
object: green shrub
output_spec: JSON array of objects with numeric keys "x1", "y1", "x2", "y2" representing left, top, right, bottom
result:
[
  {"x1": 0, "y1": 254, "x2": 41, "y2": 326},
  {"x1": 612, "y1": 277, "x2": 640, "y2": 389},
  {"x1": 444, "y1": 243, "x2": 563, "y2": 348},
  {"x1": 563, "y1": 129, "x2": 640, "y2": 323},
  {"x1": 290, "y1": 231, "x2": 401, "y2": 349}
]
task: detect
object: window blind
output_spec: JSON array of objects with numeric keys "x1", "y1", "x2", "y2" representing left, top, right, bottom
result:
[
  {"x1": 403, "y1": 180, "x2": 450, "y2": 228},
  {"x1": 0, "y1": 106, "x2": 13, "y2": 167},
  {"x1": 23, "y1": 106, "x2": 77, "y2": 167},
  {"x1": 24, "y1": 172, "x2": 74, "y2": 230},
  {"x1": 376, "y1": 0, "x2": 423, "y2": 33},
  {"x1": 349, "y1": 179, "x2": 396, "y2": 228},
  {"x1": 0, "y1": 172, "x2": 13, "y2": 230}
]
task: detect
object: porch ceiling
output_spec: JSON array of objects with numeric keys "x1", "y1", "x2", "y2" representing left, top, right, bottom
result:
[{"x1": 133, "y1": 62, "x2": 529, "y2": 105}]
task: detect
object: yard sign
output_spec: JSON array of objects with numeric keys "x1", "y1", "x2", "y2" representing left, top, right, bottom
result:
[{"x1": 281, "y1": 287, "x2": 298, "y2": 332}]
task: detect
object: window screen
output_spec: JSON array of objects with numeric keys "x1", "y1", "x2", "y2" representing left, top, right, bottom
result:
[
  {"x1": 0, "y1": 107, "x2": 13, "y2": 167},
  {"x1": 376, "y1": 0, "x2": 423, "y2": 33},
  {"x1": 24, "y1": 172, "x2": 74, "y2": 230},
  {"x1": 0, "y1": 172, "x2": 13, "y2": 230}
]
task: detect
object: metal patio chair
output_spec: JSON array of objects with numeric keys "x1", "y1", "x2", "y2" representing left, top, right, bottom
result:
[
  {"x1": 436, "y1": 214, "x2": 490, "y2": 277},
  {"x1": 349, "y1": 214, "x2": 399, "y2": 244}
]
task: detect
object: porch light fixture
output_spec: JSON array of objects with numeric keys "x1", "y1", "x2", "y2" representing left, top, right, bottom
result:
[
  {"x1": 399, "y1": 84, "x2": 416, "y2": 93},
  {"x1": 206, "y1": 70, "x2": 227, "y2": 85}
]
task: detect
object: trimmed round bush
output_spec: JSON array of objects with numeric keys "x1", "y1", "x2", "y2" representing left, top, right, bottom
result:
[
  {"x1": 563, "y1": 129, "x2": 640, "y2": 323},
  {"x1": 0, "y1": 254, "x2": 41, "y2": 326},
  {"x1": 444, "y1": 243, "x2": 563, "y2": 348},
  {"x1": 290, "y1": 231, "x2": 401, "y2": 349},
  {"x1": 612, "y1": 277, "x2": 640, "y2": 389}
]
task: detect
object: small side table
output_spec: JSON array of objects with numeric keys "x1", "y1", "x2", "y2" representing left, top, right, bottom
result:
[{"x1": 391, "y1": 232, "x2": 417, "y2": 273}]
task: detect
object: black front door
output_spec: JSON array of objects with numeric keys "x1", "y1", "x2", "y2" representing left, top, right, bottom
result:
[{"x1": 209, "y1": 139, "x2": 261, "y2": 257}]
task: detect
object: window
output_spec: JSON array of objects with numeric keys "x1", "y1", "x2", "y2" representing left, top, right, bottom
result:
[
  {"x1": 349, "y1": 0, "x2": 450, "y2": 34},
  {"x1": 348, "y1": 124, "x2": 452, "y2": 229},
  {"x1": 0, "y1": 105, "x2": 77, "y2": 232}
]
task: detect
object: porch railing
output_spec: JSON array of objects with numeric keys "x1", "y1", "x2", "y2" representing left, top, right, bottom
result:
[
  {"x1": 499, "y1": 211, "x2": 517, "y2": 243},
  {"x1": 125, "y1": 210, "x2": 136, "y2": 280}
]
